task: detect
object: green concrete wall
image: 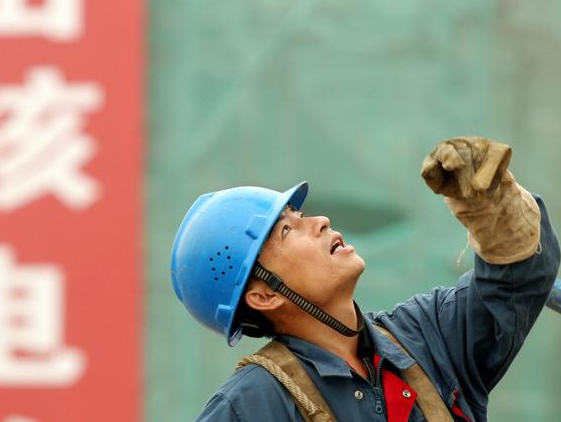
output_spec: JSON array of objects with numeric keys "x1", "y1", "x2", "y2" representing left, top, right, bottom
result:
[{"x1": 148, "y1": 1, "x2": 561, "y2": 421}]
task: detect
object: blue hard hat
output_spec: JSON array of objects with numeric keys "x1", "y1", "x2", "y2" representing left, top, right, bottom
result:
[{"x1": 171, "y1": 182, "x2": 308, "y2": 346}]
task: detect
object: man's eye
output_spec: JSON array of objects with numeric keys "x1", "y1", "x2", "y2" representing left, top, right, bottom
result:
[{"x1": 282, "y1": 225, "x2": 291, "y2": 236}]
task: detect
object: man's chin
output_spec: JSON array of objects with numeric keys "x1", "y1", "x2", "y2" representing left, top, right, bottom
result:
[
  {"x1": 331, "y1": 255, "x2": 364, "y2": 288},
  {"x1": 349, "y1": 254, "x2": 366, "y2": 278}
]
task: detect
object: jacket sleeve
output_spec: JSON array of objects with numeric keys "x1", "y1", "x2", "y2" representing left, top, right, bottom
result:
[
  {"x1": 452, "y1": 194, "x2": 560, "y2": 391},
  {"x1": 376, "y1": 194, "x2": 560, "y2": 403}
]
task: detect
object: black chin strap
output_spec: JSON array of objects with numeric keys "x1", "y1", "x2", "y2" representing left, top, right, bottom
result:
[{"x1": 251, "y1": 262, "x2": 363, "y2": 337}]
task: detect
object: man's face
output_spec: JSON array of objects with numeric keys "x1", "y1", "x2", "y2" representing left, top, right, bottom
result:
[{"x1": 258, "y1": 206, "x2": 365, "y2": 307}]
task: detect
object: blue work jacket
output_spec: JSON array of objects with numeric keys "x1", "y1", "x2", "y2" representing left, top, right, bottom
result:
[{"x1": 194, "y1": 195, "x2": 560, "y2": 422}]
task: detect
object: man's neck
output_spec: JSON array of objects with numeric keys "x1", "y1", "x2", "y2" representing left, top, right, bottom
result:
[{"x1": 280, "y1": 300, "x2": 363, "y2": 363}]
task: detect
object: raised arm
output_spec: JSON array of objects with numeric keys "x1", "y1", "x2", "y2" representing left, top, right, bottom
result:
[{"x1": 375, "y1": 138, "x2": 560, "y2": 410}]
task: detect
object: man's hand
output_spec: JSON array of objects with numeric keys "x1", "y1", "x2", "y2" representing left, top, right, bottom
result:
[
  {"x1": 421, "y1": 136, "x2": 540, "y2": 265},
  {"x1": 421, "y1": 137, "x2": 512, "y2": 199}
]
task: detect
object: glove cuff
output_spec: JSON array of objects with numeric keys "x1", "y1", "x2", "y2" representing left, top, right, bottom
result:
[{"x1": 445, "y1": 176, "x2": 541, "y2": 265}]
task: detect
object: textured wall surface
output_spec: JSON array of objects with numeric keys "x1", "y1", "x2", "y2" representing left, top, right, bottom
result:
[{"x1": 148, "y1": 1, "x2": 561, "y2": 421}]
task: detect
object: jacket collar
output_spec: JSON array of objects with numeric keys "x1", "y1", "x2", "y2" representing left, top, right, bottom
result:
[
  {"x1": 364, "y1": 318, "x2": 416, "y2": 370},
  {"x1": 275, "y1": 315, "x2": 415, "y2": 378}
]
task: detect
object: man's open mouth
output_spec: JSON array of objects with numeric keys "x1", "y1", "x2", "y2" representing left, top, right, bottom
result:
[{"x1": 330, "y1": 234, "x2": 346, "y2": 255}]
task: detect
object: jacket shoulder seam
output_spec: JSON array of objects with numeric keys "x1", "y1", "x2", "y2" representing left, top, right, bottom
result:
[
  {"x1": 217, "y1": 392, "x2": 244, "y2": 422},
  {"x1": 222, "y1": 364, "x2": 274, "y2": 395}
]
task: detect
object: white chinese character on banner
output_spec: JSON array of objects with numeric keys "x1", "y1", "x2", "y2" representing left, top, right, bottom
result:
[
  {"x1": 0, "y1": 66, "x2": 103, "y2": 212},
  {"x1": 0, "y1": 245, "x2": 86, "y2": 387},
  {"x1": 0, "y1": 0, "x2": 83, "y2": 41},
  {"x1": 3, "y1": 415, "x2": 40, "y2": 422}
]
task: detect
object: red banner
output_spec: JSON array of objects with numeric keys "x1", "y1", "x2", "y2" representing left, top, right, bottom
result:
[{"x1": 0, "y1": 2, "x2": 143, "y2": 421}]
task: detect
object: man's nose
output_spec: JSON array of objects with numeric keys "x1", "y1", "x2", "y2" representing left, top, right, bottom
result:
[{"x1": 312, "y1": 216, "x2": 330, "y2": 235}]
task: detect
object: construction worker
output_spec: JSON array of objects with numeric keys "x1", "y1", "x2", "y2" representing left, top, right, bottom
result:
[{"x1": 171, "y1": 137, "x2": 560, "y2": 422}]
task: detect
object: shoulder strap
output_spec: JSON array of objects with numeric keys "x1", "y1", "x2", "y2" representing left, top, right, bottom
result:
[
  {"x1": 237, "y1": 332, "x2": 455, "y2": 422},
  {"x1": 236, "y1": 341, "x2": 338, "y2": 422},
  {"x1": 374, "y1": 325, "x2": 454, "y2": 422}
]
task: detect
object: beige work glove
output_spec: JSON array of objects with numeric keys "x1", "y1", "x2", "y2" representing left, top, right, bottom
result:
[{"x1": 421, "y1": 136, "x2": 540, "y2": 264}]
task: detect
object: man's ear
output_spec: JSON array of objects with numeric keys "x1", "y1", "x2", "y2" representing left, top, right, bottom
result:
[{"x1": 244, "y1": 279, "x2": 284, "y2": 311}]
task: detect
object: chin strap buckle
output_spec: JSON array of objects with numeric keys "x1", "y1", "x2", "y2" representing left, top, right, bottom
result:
[{"x1": 251, "y1": 263, "x2": 282, "y2": 291}]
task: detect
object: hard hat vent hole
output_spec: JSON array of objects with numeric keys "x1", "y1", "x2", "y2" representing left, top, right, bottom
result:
[{"x1": 209, "y1": 248, "x2": 236, "y2": 280}]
